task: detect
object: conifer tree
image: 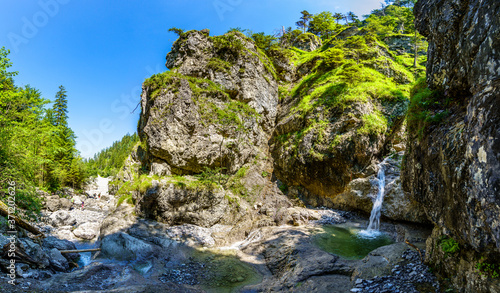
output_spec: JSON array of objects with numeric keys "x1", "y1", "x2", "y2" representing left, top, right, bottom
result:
[
  {"x1": 296, "y1": 10, "x2": 312, "y2": 33},
  {"x1": 53, "y1": 85, "x2": 68, "y2": 127}
]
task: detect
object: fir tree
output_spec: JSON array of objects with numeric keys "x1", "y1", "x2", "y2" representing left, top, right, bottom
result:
[{"x1": 53, "y1": 85, "x2": 68, "y2": 127}]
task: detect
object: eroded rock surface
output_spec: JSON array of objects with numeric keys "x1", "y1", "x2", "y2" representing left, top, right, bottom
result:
[{"x1": 403, "y1": 0, "x2": 500, "y2": 291}]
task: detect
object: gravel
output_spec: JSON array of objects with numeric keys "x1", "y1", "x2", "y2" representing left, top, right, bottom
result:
[{"x1": 351, "y1": 249, "x2": 440, "y2": 293}]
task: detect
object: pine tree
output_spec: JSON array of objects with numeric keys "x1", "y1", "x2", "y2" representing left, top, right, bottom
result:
[
  {"x1": 296, "y1": 10, "x2": 312, "y2": 33},
  {"x1": 53, "y1": 85, "x2": 68, "y2": 127}
]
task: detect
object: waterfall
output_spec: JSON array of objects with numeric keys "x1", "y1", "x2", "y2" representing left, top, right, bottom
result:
[{"x1": 359, "y1": 159, "x2": 387, "y2": 238}]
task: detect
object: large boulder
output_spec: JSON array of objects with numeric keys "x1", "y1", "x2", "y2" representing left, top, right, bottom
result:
[
  {"x1": 43, "y1": 236, "x2": 79, "y2": 262},
  {"x1": 19, "y1": 239, "x2": 50, "y2": 269},
  {"x1": 50, "y1": 210, "x2": 77, "y2": 227},
  {"x1": 45, "y1": 195, "x2": 62, "y2": 212},
  {"x1": 139, "y1": 30, "x2": 277, "y2": 176},
  {"x1": 48, "y1": 248, "x2": 69, "y2": 272},
  {"x1": 403, "y1": 0, "x2": 500, "y2": 291},
  {"x1": 73, "y1": 222, "x2": 100, "y2": 240},
  {"x1": 100, "y1": 232, "x2": 154, "y2": 261},
  {"x1": 136, "y1": 181, "x2": 231, "y2": 228}
]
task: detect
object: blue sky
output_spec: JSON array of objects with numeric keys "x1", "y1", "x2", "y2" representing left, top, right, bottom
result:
[{"x1": 0, "y1": 0, "x2": 381, "y2": 158}]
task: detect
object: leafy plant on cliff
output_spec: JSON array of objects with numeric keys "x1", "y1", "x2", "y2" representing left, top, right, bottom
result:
[
  {"x1": 407, "y1": 77, "x2": 448, "y2": 139},
  {"x1": 439, "y1": 236, "x2": 460, "y2": 257},
  {"x1": 476, "y1": 257, "x2": 500, "y2": 279}
]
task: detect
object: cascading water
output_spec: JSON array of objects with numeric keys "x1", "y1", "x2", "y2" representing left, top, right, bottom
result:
[{"x1": 359, "y1": 159, "x2": 388, "y2": 238}]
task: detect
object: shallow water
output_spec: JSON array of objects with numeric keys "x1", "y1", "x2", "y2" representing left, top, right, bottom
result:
[
  {"x1": 313, "y1": 223, "x2": 393, "y2": 260},
  {"x1": 74, "y1": 241, "x2": 98, "y2": 267}
]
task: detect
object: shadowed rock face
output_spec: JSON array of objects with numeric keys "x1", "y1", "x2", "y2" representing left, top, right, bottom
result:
[{"x1": 404, "y1": 0, "x2": 500, "y2": 291}]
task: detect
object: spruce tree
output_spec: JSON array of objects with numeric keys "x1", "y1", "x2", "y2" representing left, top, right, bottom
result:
[{"x1": 53, "y1": 85, "x2": 68, "y2": 127}]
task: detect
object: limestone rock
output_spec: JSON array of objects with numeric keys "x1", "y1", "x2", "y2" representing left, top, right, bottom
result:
[
  {"x1": 403, "y1": 0, "x2": 500, "y2": 291},
  {"x1": 292, "y1": 33, "x2": 322, "y2": 52},
  {"x1": 100, "y1": 232, "x2": 154, "y2": 261},
  {"x1": 139, "y1": 30, "x2": 277, "y2": 176},
  {"x1": 45, "y1": 195, "x2": 62, "y2": 212},
  {"x1": 50, "y1": 210, "x2": 77, "y2": 227},
  {"x1": 165, "y1": 224, "x2": 215, "y2": 247},
  {"x1": 135, "y1": 182, "x2": 232, "y2": 228},
  {"x1": 42, "y1": 236, "x2": 79, "y2": 262},
  {"x1": 295, "y1": 154, "x2": 427, "y2": 223},
  {"x1": 73, "y1": 222, "x2": 100, "y2": 240},
  {"x1": 99, "y1": 203, "x2": 137, "y2": 238},
  {"x1": 19, "y1": 239, "x2": 50, "y2": 269},
  {"x1": 351, "y1": 243, "x2": 408, "y2": 280},
  {"x1": 48, "y1": 248, "x2": 69, "y2": 272}
]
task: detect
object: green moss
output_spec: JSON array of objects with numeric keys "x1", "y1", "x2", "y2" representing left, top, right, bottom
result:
[
  {"x1": 358, "y1": 112, "x2": 388, "y2": 136},
  {"x1": 144, "y1": 71, "x2": 229, "y2": 101},
  {"x1": 211, "y1": 33, "x2": 246, "y2": 61},
  {"x1": 407, "y1": 77, "x2": 448, "y2": 139},
  {"x1": 196, "y1": 96, "x2": 259, "y2": 131},
  {"x1": 207, "y1": 57, "x2": 232, "y2": 74}
]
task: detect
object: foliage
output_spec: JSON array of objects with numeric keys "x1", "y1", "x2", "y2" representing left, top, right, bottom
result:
[
  {"x1": 439, "y1": 236, "x2": 460, "y2": 257},
  {"x1": 212, "y1": 33, "x2": 246, "y2": 61},
  {"x1": 296, "y1": 10, "x2": 312, "y2": 33},
  {"x1": 358, "y1": 112, "x2": 389, "y2": 135},
  {"x1": 0, "y1": 48, "x2": 86, "y2": 218},
  {"x1": 407, "y1": 77, "x2": 448, "y2": 139},
  {"x1": 85, "y1": 133, "x2": 139, "y2": 177},
  {"x1": 308, "y1": 11, "x2": 342, "y2": 40},
  {"x1": 168, "y1": 27, "x2": 185, "y2": 37},
  {"x1": 476, "y1": 257, "x2": 500, "y2": 279},
  {"x1": 207, "y1": 57, "x2": 232, "y2": 74},
  {"x1": 250, "y1": 32, "x2": 278, "y2": 53}
]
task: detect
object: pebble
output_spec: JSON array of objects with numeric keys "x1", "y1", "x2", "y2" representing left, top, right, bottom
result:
[{"x1": 350, "y1": 249, "x2": 440, "y2": 293}]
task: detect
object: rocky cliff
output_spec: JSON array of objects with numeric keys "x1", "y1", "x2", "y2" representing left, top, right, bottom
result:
[
  {"x1": 114, "y1": 26, "x2": 430, "y2": 236},
  {"x1": 404, "y1": 0, "x2": 500, "y2": 291}
]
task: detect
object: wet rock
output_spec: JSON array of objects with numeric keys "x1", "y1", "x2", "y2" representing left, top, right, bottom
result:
[
  {"x1": 304, "y1": 154, "x2": 427, "y2": 223},
  {"x1": 48, "y1": 248, "x2": 69, "y2": 272},
  {"x1": 42, "y1": 236, "x2": 79, "y2": 262},
  {"x1": 100, "y1": 232, "x2": 154, "y2": 261},
  {"x1": 19, "y1": 239, "x2": 50, "y2": 269},
  {"x1": 242, "y1": 226, "x2": 355, "y2": 291}
]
